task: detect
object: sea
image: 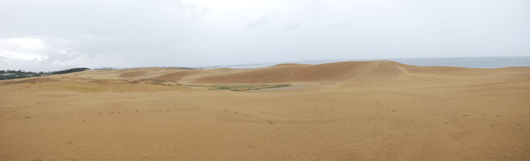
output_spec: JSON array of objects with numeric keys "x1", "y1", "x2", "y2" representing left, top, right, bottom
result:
[{"x1": 197, "y1": 56, "x2": 530, "y2": 69}]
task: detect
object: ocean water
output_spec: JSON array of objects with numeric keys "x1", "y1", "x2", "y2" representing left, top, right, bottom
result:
[{"x1": 199, "y1": 56, "x2": 530, "y2": 69}]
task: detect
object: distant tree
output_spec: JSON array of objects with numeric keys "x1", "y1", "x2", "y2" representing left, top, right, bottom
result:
[
  {"x1": 51, "y1": 67, "x2": 90, "y2": 75},
  {"x1": 0, "y1": 68, "x2": 90, "y2": 80},
  {"x1": 95, "y1": 67, "x2": 116, "y2": 70}
]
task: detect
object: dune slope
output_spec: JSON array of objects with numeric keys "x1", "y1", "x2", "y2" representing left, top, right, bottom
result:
[{"x1": 1, "y1": 60, "x2": 529, "y2": 161}]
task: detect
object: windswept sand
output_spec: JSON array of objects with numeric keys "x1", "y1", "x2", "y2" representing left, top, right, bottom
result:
[{"x1": 1, "y1": 61, "x2": 529, "y2": 160}]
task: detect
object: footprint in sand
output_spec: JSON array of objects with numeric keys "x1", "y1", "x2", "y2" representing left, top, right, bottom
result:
[
  {"x1": 462, "y1": 115, "x2": 469, "y2": 117},
  {"x1": 496, "y1": 115, "x2": 503, "y2": 117},
  {"x1": 229, "y1": 110, "x2": 262, "y2": 120}
]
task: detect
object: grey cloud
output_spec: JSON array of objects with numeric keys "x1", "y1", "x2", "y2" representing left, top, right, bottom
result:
[
  {"x1": 246, "y1": 15, "x2": 276, "y2": 28},
  {"x1": 328, "y1": 24, "x2": 357, "y2": 29},
  {"x1": 283, "y1": 23, "x2": 300, "y2": 31},
  {"x1": 178, "y1": 1, "x2": 212, "y2": 20},
  {"x1": 1, "y1": 0, "x2": 204, "y2": 66},
  {"x1": 201, "y1": 7, "x2": 214, "y2": 14},
  {"x1": 41, "y1": 49, "x2": 80, "y2": 64}
]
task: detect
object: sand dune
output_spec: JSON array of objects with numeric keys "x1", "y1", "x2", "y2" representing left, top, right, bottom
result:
[
  {"x1": 154, "y1": 70, "x2": 202, "y2": 82},
  {"x1": 1, "y1": 60, "x2": 529, "y2": 160},
  {"x1": 119, "y1": 71, "x2": 148, "y2": 78},
  {"x1": 192, "y1": 61, "x2": 378, "y2": 84}
]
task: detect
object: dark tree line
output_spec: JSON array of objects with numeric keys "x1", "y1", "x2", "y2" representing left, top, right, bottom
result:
[
  {"x1": 51, "y1": 68, "x2": 90, "y2": 74},
  {"x1": 0, "y1": 67, "x2": 90, "y2": 80}
]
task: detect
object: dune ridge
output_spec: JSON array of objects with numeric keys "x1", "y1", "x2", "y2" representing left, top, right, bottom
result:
[{"x1": 190, "y1": 60, "x2": 530, "y2": 84}]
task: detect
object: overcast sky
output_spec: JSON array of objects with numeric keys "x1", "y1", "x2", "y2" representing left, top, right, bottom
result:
[{"x1": 1, "y1": 0, "x2": 529, "y2": 71}]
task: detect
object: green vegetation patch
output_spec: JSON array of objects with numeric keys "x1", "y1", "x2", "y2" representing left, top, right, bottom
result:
[
  {"x1": 207, "y1": 84, "x2": 290, "y2": 91},
  {"x1": 178, "y1": 84, "x2": 206, "y2": 87},
  {"x1": 141, "y1": 79, "x2": 167, "y2": 84}
]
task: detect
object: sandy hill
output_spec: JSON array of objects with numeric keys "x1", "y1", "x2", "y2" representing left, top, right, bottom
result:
[
  {"x1": 3, "y1": 60, "x2": 529, "y2": 90},
  {"x1": 188, "y1": 60, "x2": 530, "y2": 84},
  {"x1": 1, "y1": 60, "x2": 529, "y2": 161},
  {"x1": 30, "y1": 60, "x2": 528, "y2": 86}
]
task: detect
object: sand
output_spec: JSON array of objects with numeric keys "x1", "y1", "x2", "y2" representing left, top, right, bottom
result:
[{"x1": 1, "y1": 60, "x2": 529, "y2": 160}]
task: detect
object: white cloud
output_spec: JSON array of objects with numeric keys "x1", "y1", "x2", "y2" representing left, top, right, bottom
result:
[
  {"x1": 0, "y1": 38, "x2": 48, "y2": 61},
  {"x1": 6, "y1": 38, "x2": 45, "y2": 49},
  {"x1": 0, "y1": 50, "x2": 47, "y2": 61},
  {"x1": 283, "y1": 23, "x2": 300, "y2": 30}
]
